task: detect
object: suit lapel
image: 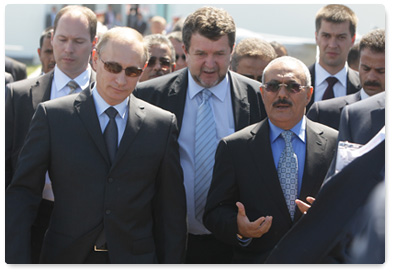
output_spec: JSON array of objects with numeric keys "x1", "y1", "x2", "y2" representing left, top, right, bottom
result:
[
  {"x1": 165, "y1": 69, "x2": 188, "y2": 129},
  {"x1": 74, "y1": 87, "x2": 110, "y2": 165},
  {"x1": 248, "y1": 119, "x2": 291, "y2": 218},
  {"x1": 112, "y1": 95, "x2": 145, "y2": 168},
  {"x1": 229, "y1": 71, "x2": 250, "y2": 131},
  {"x1": 31, "y1": 72, "x2": 53, "y2": 110}
]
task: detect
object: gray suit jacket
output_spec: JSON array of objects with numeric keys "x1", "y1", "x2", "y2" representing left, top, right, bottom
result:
[
  {"x1": 5, "y1": 70, "x2": 96, "y2": 188},
  {"x1": 204, "y1": 118, "x2": 338, "y2": 263},
  {"x1": 6, "y1": 88, "x2": 187, "y2": 263},
  {"x1": 306, "y1": 91, "x2": 361, "y2": 130},
  {"x1": 133, "y1": 68, "x2": 266, "y2": 132}
]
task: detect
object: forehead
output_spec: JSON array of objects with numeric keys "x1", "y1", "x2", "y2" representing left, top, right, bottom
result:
[
  {"x1": 150, "y1": 44, "x2": 172, "y2": 56},
  {"x1": 190, "y1": 33, "x2": 230, "y2": 51},
  {"x1": 265, "y1": 61, "x2": 304, "y2": 82},
  {"x1": 238, "y1": 57, "x2": 270, "y2": 73},
  {"x1": 360, "y1": 48, "x2": 385, "y2": 65},
  {"x1": 319, "y1": 20, "x2": 351, "y2": 35},
  {"x1": 102, "y1": 39, "x2": 145, "y2": 64},
  {"x1": 55, "y1": 12, "x2": 90, "y2": 37}
]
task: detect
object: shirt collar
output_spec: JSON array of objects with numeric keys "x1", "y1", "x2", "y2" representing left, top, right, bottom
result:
[
  {"x1": 92, "y1": 84, "x2": 129, "y2": 120},
  {"x1": 315, "y1": 62, "x2": 348, "y2": 87},
  {"x1": 187, "y1": 70, "x2": 229, "y2": 102},
  {"x1": 53, "y1": 64, "x2": 92, "y2": 92},
  {"x1": 269, "y1": 116, "x2": 306, "y2": 144}
]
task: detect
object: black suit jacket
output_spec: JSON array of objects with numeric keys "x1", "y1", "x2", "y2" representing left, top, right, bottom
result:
[
  {"x1": 5, "y1": 88, "x2": 187, "y2": 264},
  {"x1": 265, "y1": 140, "x2": 385, "y2": 264},
  {"x1": 203, "y1": 118, "x2": 338, "y2": 263},
  {"x1": 5, "y1": 56, "x2": 27, "y2": 82},
  {"x1": 133, "y1": 68, "x2": 266, "y2": 132},
  {"x1": 5, "y1": 70, "x2": 96, "y2": 188},
  {"x1": 307, "y1": 64, "x2": 361, "y2": 111},
  {"x1": 306, "y1": 91, "x2": 361, "y2": 130}
]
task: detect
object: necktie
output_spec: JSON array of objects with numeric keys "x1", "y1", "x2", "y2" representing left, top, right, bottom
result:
[
  {"x1": 277, "y1": 130, "x2": 298, "y2": 220},
  {"x1": 194, "y1": 89, "x2": 217, "y2": 223},
  {"x1": 67, "y1": 80, "x2": 79, "y2": 95},
  {"x1": 322, "y1": 77, "x2": 338, "y2": 100},
  {"x1": 104, "y1": 107, "x2": 118, "y2": 164}
]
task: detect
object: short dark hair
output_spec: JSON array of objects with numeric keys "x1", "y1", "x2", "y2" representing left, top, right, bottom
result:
[
  {"x1": 359, "y1": 28, "x2": 385, "y2": 54},
  {"x1": 182, "y1": 6, "x2": 236, "y2": 53},
  {"x1": 315, "y1": 4, "x2": 358, "y2": 37},
  {"x1": 39, "y1": 26, "x2": 53, "y2": 48},
  {"x1": 54, "y1": 5, "x2": 97, "y2": 42}
]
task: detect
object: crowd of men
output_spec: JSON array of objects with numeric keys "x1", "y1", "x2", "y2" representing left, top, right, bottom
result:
[{"x1": 5, "y1": 4, "x2": 385, "y2": 264}]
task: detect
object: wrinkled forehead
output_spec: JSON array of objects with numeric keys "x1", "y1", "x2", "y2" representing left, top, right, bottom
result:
[{"x1": 266, "y1": 62, "x2": 305, "y2": 83}]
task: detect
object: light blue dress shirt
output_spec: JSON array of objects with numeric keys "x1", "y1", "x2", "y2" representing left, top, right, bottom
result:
[
  {"x1": 178, "y1": 71, "x2": 235, "y2": 235},
  {"x1": 269, "y1": 116, "x2": 307, "y2": 195}
]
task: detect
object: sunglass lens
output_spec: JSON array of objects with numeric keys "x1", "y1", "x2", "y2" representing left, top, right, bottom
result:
[
  {"x1": 105, "y1": 62, "x2": 122, "y2": 73},
  {"x1": 125, "y1": 67, "x2": 142, "y2": 77}
]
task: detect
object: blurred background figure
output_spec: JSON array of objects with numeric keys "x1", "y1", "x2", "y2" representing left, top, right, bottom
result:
[
  {"x1": 167, "y1": 31, "x2": 187, "y2": 71},
  {"x1": 127, "y1": 5, "x2": 147, "y2": 35},
  {"x1": 139, "y1": 34, "x2": 175, "y2": 82},
  {"x1": 150, "y1": 15, "x2": 167, "y2": 34},
  {"x1": 45, "y1": 5, "x2": 57, "y2": 27},
  {"x1": 231, "y1": 37, "x2": 277, "y2": 82},
  {"x1": 270, "y1": 40, "x2": 288, "y2": 57},
  {"x1": 37, "y1": 26, "x2": 55, "y2": 74},
  {"x1": 347, "y1": 42, "x2": 360, "y2": 71},
  {"x1": 104, "y1": 4, "x2": 116, "y2": 29}
]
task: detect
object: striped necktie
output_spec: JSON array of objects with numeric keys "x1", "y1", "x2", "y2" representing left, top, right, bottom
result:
[{"x1": 67, "y1": 80, "x2": 79, "y2": 94}]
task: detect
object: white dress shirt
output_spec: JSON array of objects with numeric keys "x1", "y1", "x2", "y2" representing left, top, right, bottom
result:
[
  {"x1": 314, "y1": 62, "x2": 348, "y2": 102},
  {"x1": 178, "y1": 71, "x2": 235, "y2": 235}
]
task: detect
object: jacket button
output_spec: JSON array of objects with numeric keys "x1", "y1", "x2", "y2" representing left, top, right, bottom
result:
[{"x1": 105, "y1": 210, "x2": 111, "y2": 215}]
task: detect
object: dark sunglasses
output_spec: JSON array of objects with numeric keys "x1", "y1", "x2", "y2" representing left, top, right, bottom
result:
[
  {"x1": 262, "y1": 81, "x2": 307, "y2": 93},
  {"x1": 176, "y1": 54, "x2": 186, "y2": 61},
  {"x1": 242, "y1": 74, "x2": 262, "y2": 82},
  {"x1": 98, "y1": 54, "x2": 143, "y2": 77},
  {"x1": 147, "y1": 57, "x2": 171, "y2": 69}
]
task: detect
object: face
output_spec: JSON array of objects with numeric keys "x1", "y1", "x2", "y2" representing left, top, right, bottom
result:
[
  {"x1": 139, "y1": 44, "x2": 174, "y2": 82},
  {"x1": 359, "y1": 48, "x2": 385, "y2": 96},
  {"x1": 185, "y1": 33, "x2": 233, "y2": 88},
  {"x1": 169, "y1": 38, "x2": 187, "y2": 71},
  {"x1": 92, "y1": 40, "x2": 146, "y2": 106},
  {"x1": 261, "y1": 61, "x2": 313, "y2": 130},
  {"x1": 52, "y1": 12, "x2": 96, "y2": 79},
  {"x1": 235, "y1": 56, "x2": 271, "y2": 82},
  {"x1": 38, "y1": 36, "x2": 55, "y2": 74},
  {"x1": 315, "y1": 20, "x2": 355, "y2": 74}
]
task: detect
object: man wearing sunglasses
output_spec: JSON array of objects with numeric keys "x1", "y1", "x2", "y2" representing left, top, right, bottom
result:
[
  {"x1": 134, "y1": 6, "x2": 266, "y2": 264},
  {"x1": 5, "y1": 5, "x2": 97, "y2": 263},
  {"x1": 139, "y1": 34, "x2": 176, "y2": 82},
  {"x1": 231, "y1": 37, "x2": 277, "y2": 83},
  {"x1": 167, "y1": 31, "x2": 187, "y2": 71},
  {"x1": 204, "y1": 56, "x2": 338, "y2": 263},
  {"x1": 6, "y1": 27, "x2": 187, "y2": 264}
]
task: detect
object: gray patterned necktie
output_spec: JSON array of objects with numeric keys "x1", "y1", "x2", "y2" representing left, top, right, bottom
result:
[
  {"x1": 67, "y1": 80, "x2": 79, "y2": 94},
  {"x1": 194, "y1": 89, "x2": 217, "y2": 223},
  {"x1": 277, "y1": 130, "x2": 298, "y2": 220}
]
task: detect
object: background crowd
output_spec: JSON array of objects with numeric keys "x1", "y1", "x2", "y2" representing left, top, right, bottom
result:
[{"x1": 4, "y1": 2, "x2": 386, "y2": 266}]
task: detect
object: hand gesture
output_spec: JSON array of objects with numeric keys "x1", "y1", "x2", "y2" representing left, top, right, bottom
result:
[{"x1": 236, "y1": 201, "x2": 272, "y2": 238}]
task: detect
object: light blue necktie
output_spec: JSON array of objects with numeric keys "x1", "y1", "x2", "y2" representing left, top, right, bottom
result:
[
  {"x1": 277, "y1": 130, "x2": 298, "y2": 220},
  {"x1": 194, "y1": 89, "x2": 217, "y2": 223}
]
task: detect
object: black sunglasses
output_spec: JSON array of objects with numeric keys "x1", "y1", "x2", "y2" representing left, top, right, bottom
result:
[
  {"x1": 98, "y1": 54, "x2": 143, "y2": 77},
  {"x1": 242, "y1": 74, "x2": 262, "y2": 82},
  {"x1": 176, "y1": 54, "x2": 186, "y2": 61},
  {"x1": 147, "y1": 57, "x2": 171, "y2": 69},
  {"x1": 262, "y1": 81, "x2": 306, "y2": 93}
]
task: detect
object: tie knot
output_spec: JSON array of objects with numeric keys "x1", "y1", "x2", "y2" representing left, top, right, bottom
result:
[
  {"x1": 67, "y1": 80, "x2": 79, "y2": 91},
  {"x1": 201, "y1": 89, "x2": 212, "y2": 102},
  {"x1": 105, "y1": 107, "x2": 118, "y2": 119},
  {"x1": 281, "y1": 130, "x2": 293, "y2": 143},
  {"x1": 326, "y1": 77, "x2": 338, "y2": 87}
]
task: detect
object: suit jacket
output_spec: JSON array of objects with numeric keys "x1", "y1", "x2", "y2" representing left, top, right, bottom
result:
[
  {"x1": 203, "y1": 118, "x2": 338, "y2": 263},
  {"x1": 307, "y1": 64, "x2": 361, "y2": 111},
  {"x1": 133, "y1": 68, "x2": 266, "y2": 132},
  {"x1": 264, "y1": 140, "x2": 385, "y2": 264},
  {"x1": 306, "y1": 91, "x2": 361, "y2": 130},
  {"x1": 5, "y1": 56, "x2": 27, "y2": 82},
  {"x1": 5, "y1": 87, "x2": 187, "y2": 264},
  {"x1": 5, "y1": 70, "x2": 96, "y2": 188}
]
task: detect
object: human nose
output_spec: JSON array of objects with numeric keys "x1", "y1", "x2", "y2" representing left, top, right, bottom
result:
[
  {"x1": 64, "y1": 40, "x2": 74, "y2": 53},
  {"x1": 277, "y1": 84, "x2": 289, "y2": 97},
  {"x1": 115, "y1": 70, "x2": 127, "y2": 86},
  {"x1": 204, "y1": 55, "x2": 216, "y2": 68}
]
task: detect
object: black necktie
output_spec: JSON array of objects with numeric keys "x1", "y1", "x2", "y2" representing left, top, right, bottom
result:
[
  {"x1": 322, "y1": 77, "x2": 338, "y2": 100},
  {"x1": 104, "y1": 107, "x2": 118, "y2": 163}
]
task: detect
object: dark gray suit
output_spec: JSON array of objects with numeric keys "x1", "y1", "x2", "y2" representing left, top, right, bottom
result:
[
  {"x1": 6, "y1": 87, "x2": 187, "y2": 264},
  {"x1": 204, "y1": 118, "x2": 338, "y2": 263},
  {"x1": 307, "y1": 64, "x2": 361, "y2": 111},
  {"x1": 306, "y1": 91, "x2": 361, "y2": 130}
]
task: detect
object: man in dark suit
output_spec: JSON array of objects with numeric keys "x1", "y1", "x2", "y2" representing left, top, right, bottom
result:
[
  {"x1": 307, "y1": 4, "x2": 361, "y2": 111},
  {"x1": 5, "y1": 5, "x2": 98, "y2": 263},
  {"x1": 204, "y1": 56, "x2": 338, "y2": 263},
  {"x1": 6, "y1": 26, "x2": 187, "y2": 264},
  {"x1": 134, "y1": 6, "x2": 265, "y2": 264},
  {"x1": 307, "y1": 29, "x2": 385, "y2": 130},
  {"x1": 5, "y1": 56, "x2": 27, "y2": 82}
]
